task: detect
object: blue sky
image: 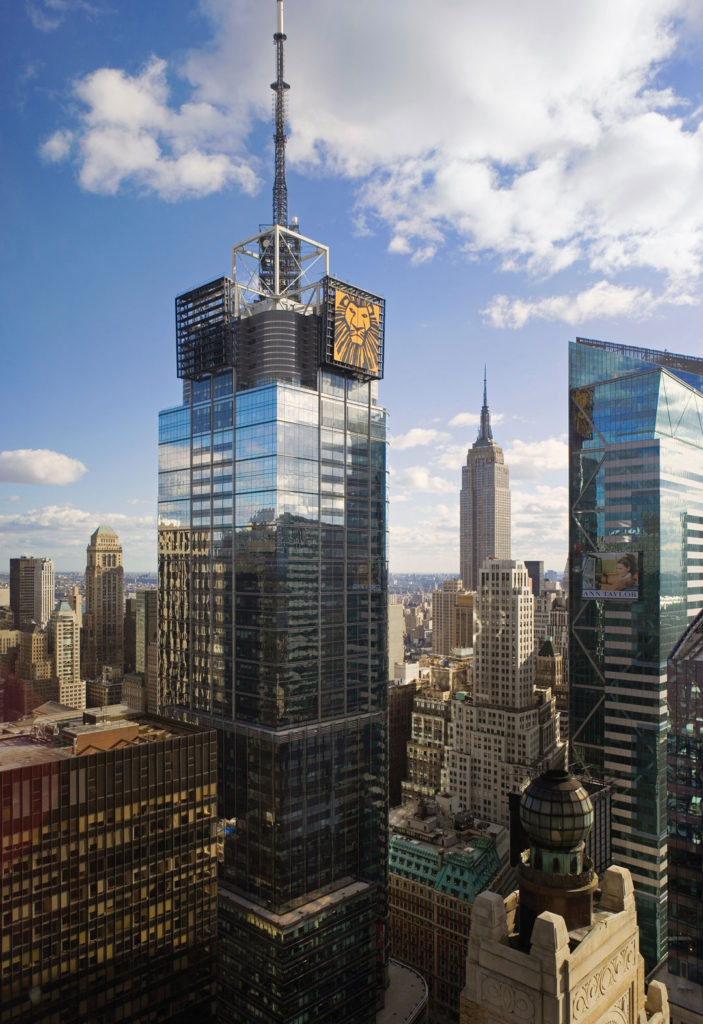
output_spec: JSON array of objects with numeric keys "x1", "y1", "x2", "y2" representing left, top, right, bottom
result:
[{"x1": 2, "y1": 0, "x2": 702, "y2": 573}]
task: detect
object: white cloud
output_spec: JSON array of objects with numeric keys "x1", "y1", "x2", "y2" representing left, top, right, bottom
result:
[
  {"x1": 389, "y1": 504, "x2": 458, "y2": 572},
  {"x1": 394, "y1": 466, "x2": 456, "y2": 494},
  {"x1": 42, "y1": 58, "x2": 260, "y2": 200},
  {"x1": 40, "y1": 129, "x2": 74, "y2": 162},
  {"x1": 511, "y1": 485, "x2": 569, "y2": 567},
  {"x1": 0, "y1": 449, "x2": 87, "y2": 485},
  {"x1": 27, "y1": 0, "x2": 99, "y2": 32},
  {"x1": 449, "y1": 411, "x2": 504, "y2": 428},
  {"x1": 390, "y1": 427, "x2": 451, "y2": 450},
  {"x1": 505, "y1": 437, "x2": 568, "y2": 479},
  {"x1": 432, "y1": 444, "x2": 469, "y2": 472},
  {"x1": 483, "y1": 281, "x2": 697, "y2": 328},
  {"x1": 0, "y1": 504, "x2": 156, "y2": 569},
  {"x1": 41, "y1": 1, "x2": 703, "y2": 301}
]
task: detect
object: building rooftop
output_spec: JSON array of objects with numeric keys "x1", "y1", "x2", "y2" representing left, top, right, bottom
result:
[
  {"x1": 376, "y1": 959, "x2": 428, "y2": 1024},
  {"x1": 0, "y1": 711, "x2": 206, "y2": 771},
  {"x1": 389, "y1": 833, "x2": 501, "y2": 903}
]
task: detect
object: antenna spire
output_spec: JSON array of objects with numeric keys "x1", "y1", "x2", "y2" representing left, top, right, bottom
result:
[
  {"x1": 475, "y1": 366, "x2": 494, "y2": 447},
  {"x1": 272, "y1": 0, "x2": 289, "y2": 228}
]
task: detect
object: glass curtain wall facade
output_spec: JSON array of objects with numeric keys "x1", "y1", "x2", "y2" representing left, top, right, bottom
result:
[
  {"x1": 158, "y1": 266, "x2": 388, "y2": 1022},
  {"x1": 666, "y1": 612, "x2": 703, "y2": 985},
  {"x1": 569, "y1": 337, "x2": 703, "y2": 969}
]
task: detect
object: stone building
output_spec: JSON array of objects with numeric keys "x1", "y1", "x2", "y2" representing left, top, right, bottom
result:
[
  {"x1": 460, "y1": 769, "x2": 669, "y2": 1024},
  {"x1": 390, "y1": 804, "x2": 505, "y2": 1023},
  {"x1": 444, "y1": 559, "x2": 563, "y2": 827},
  {"x1": 460, "y1": 375, "x2": 511, "y2": 592},
  {"x1": 83, "y1": 525, "x2": 124, "y2": 681}
]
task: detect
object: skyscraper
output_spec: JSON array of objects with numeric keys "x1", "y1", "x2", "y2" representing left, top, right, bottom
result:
[
  {"x1": 431, "y1": 577, "x2": 472, "y2": 657},
  {"x1": 158, "y1": 4, "x2": 388, "y2": 1020},
  {"x1": 446, "y1": 558, "x2": 562, "y2": 827},
  {"x1": 569, "y1": 337, "x2": 703, "y2": 968},
  {"x1": 9, "y1": 555, "x2": 54, "y2": 629},
  {"x1": 665, "y1": 612, "x2": 703, "y2": 989},
  {"x1": 83, "y1": 525, "x2": 124, "y2": 680},
  {"x1": 459, "y1": 374, "x2": 511, "y2": 591},
  {"x1": 49, "y1": 599, "x2": 85, "y2": 709}
]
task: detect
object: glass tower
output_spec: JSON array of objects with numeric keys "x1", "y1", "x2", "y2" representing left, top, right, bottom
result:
[
  {"x1": 569, "y1": 337, "x2": 703, "y2": 969},
  {"x1": 157, "y1": 9, "x2": 388, "y2": 1011},
  {"x1": 667, "y1": 611, "x2": 703, "y2": 986}
]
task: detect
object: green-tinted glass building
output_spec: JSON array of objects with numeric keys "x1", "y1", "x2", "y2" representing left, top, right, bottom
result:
[{"x1": 569, "y1": 337, "x2": 703, "y2": 969}]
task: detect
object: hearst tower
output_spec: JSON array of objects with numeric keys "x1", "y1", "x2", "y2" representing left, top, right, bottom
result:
[{"x1": 157, "y1": 4, "x2": 389, "y2": 1021}]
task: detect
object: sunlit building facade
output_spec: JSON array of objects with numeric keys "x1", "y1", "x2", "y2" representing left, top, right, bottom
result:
[
  {"x1": 0, "y1": 712, "x2": 217, "y2": 1023},
  {"x1": 459, "y1": 378, "x2": 510, "y2": 592},
  {"x1": 568, "y1": 337, "x2": 703, "y2": 968}
]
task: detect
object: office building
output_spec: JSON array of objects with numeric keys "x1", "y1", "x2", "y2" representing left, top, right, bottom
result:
[
  {"x1": 389, "y1": 806, "x2": 504, "y2": 1023},
  {"x1": 388, "y1": 596, "x2": 405, "y2": 673},
  {"x1": 568, "y1": 337, "x2": 703, "y2": 967},
  {"x1": 524, "y1": 559, "x2": 544, "y2": 597},
  {"x1": 459, "y1": 375, "x2": 510, "y2": 592},
  {"x1": 83, "y1": 525, "x2": 124, "y2": 680},
  {"x1": 402, "y1": 688, "x2": 451, "y2": 804},
  {"x1": 9, "y1": 555, "x2": 54, "y2": 629},
  {"x1": 0, "y1": 709, "x2": 217, "y2": 1023},
  {"x1": 388, "y1": 679, "x2": 417, "y2": 807},
  {"x1": 648, "y1": 610, "x2": 703, "y2": 1024},
  {"x1": 432, "y1": 579, "x2": 471, "y2": 657},
  {"x1": 460, "y1": 770, "x2": 670, "y2": 1024},
  {"x1": 158, "y1": 4, "x2": 388, "y2": 1020},
  {"x1": 49, "y1": 599, "x2": 85, "y2": 709},
  {"x1": 124, "y1": 596, "x2": 137, "y2": 673},
  {"x1": 444, "y1": 559, "x2": 562, "y2": 827}
]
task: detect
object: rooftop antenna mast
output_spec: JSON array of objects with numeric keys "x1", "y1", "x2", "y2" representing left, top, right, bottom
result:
[{"x1": 272, "y1": 0, "x2": 289, "y2": 228}]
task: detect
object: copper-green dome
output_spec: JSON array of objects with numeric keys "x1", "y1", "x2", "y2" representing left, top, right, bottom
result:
[{"x1": 520, "y1": 770, "x2": 593, "y2": 850}]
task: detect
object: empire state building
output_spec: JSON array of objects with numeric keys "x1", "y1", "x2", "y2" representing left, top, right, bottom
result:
[{"x1": 459, "y1": 373, "x2": 511, "y2": 590}]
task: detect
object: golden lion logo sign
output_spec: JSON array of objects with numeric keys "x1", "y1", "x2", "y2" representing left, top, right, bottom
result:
[{"x1": 323, "y1": 279, "x2": 384, "y2": 379}]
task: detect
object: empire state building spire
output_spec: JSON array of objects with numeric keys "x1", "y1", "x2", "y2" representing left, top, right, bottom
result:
[{"x1": 475, "y1": 365, "x2": 494, "y2": 447}]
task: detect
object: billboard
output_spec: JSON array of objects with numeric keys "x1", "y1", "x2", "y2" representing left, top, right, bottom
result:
[
  {"x1": 582, "y1": 551, "x2": 640, "y2": 600},
  {"x1": 322, "y1": 278, "x2": 385, "y2": 380}
]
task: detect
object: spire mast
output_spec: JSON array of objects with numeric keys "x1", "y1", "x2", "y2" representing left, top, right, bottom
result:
[
  {"x1": 476, "y1": 366, "x2": 494, "y2": 445},
  {"x1": 272, "y1": 0, "x2": 289, "y2": 228}
]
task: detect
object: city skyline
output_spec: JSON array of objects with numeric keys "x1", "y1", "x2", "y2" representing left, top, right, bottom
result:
[{"x1": 3, "y1": 1, "x2": 703, "y2": 573}]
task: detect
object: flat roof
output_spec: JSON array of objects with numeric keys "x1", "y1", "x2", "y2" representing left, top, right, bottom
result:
[
  {"x1": 376, "y1": 959, "x2": 428, "y2": 1023},
  {"x1": 0, "y1": 714, "x2": 210, "y2": 773}
]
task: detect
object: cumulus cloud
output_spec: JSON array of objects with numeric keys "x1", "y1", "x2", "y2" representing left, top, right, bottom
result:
[
  {"x1": 483, "y1": 281, "x2": 697, "y2": 328},
  {"x1": 390, "y1": 427, "x2": 451, "y2": 450},
  {"x1": 504, "y1": 437, "x2": 568, "y2": 479},
  {"x1": 394, "y1": 466, "x2": 456, "y2": 494},
  {"x1": 389, "y1": 504, "x2": 458, "y2": 572},
  {"x1": 41, "y1": 58, "x2": 260, "y2": 199},
  {"x1": 449, "y1": 411, "x2": 504, "y2": 428},
  {"x1": 0, "y1": 504, "x2": 156, "y2": 568},
  {"x1": 511, "y1": 485, "x2": 569, "y2": 568},
  {"x1": 41, "y1": 1, "x2": 703, "y2": 306},
  {"x1": 0, "y1": 449, "x2": 87, "y2": 485}
]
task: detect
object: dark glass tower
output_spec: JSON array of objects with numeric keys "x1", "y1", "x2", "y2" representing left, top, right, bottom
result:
[
  {"x1": 569, "y1": 337, "x2": 703, "y2": 969},
  {"x1": 666, "y1": 612, "x2": 703, "y2": 986},
  {"x1": 158, "y1": 5, "x2": 388, "y2": 1020}
]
